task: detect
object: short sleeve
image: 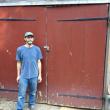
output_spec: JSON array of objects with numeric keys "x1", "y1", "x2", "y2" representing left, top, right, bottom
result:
[
  {"x1": 37, "y1": 48, "x2": 43, "y2": 60},
  {"x1": 16, "y1": 48, "x2": 21, "y2": 61}
]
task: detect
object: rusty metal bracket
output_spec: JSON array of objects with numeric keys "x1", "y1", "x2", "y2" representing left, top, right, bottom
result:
[
  {"x1": 0, "y1": 88, "x2": 17, "y2": 92},
  {"x1": 58, "y1": 93, "x2": 103, "y2": 100},
  {"x1": 0, "y1": 18, "x2": 36, "y2": 21},
  {"x1": 57, "y1": 17, "x2": 108, "y2": 22}
]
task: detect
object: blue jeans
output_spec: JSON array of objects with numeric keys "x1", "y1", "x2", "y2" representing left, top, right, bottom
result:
[{"x1": 17, "y1": 77, "x2": 38, "y2": 110}]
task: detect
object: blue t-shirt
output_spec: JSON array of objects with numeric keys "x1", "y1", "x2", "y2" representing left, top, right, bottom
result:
[{"x1": 16, "y1": 45, "x2": 43, "y2": 79}]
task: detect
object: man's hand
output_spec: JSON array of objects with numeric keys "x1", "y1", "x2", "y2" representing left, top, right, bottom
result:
[
  {"x1": 38, "y1": 60, "x2": 42, "y2": 83},
  {"x1": 16, "y1": 75, "x2": 20, "y2": 83},
  {"x1": 16, "y1": 61, "x2": 21, "y2": 83},
  {"x1": 38, "y1": 75, "x2": 42, "y2": 83}
]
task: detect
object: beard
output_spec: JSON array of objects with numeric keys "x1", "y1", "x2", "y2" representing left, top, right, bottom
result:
[{"x1": 27, "y1": 40, "x2": 33, "y2": 45}]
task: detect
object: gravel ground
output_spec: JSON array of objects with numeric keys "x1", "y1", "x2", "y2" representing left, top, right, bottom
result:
[{"x1": 0, "y1": 100, "x2": 85, "y2": 110}]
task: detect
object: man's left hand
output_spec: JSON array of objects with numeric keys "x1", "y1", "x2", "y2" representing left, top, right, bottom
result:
[{"x1": 38, "y1": 75, "x2": 42, "y2": 83}]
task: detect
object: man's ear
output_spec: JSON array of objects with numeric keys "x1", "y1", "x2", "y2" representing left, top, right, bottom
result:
[{"x1": 24, "y1": 38, "x2": 26, "y2": 41}]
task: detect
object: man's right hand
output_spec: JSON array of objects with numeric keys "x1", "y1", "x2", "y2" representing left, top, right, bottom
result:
[{"x1": 16, "y1": 76, "x2": 20, "y2": 83}]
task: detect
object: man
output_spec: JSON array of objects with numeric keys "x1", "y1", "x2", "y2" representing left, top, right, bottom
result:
[{"x1": 16, "y1": 32, "x2": 43, "y2": 110}]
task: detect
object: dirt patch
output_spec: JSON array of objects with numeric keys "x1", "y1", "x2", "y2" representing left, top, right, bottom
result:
[{"x1": 0, "y1": 100, "x2": 88, "y2": 110}]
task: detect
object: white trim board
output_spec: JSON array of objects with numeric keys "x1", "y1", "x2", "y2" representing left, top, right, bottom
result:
[{"x1": 0, "y1": 0, "x2": 109, "y2": 6}]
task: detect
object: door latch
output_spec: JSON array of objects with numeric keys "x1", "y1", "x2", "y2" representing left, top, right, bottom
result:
[{"x1": 44, "y1": 45, "x2": 50, "y2": 52}]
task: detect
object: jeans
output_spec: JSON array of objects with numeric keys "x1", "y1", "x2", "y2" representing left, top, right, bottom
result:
[{"x1": 17, "y1": 77, "x2": 38, "y2": 110}]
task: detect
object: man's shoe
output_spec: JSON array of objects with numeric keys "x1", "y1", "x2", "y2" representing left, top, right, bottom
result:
[{"x1": 29, "y1": 105, "x2": 35, "y2": 110}]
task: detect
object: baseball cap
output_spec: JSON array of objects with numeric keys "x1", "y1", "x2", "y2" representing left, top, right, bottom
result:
[{"x1": 24, "y1": 32, "x2": 34, "y2": 37}]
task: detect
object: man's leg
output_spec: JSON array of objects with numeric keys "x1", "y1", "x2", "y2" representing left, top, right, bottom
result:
[
  {"x1": 29, "y1": 77, "x2": 38, "y2": 109},
  {"x1": 17, "y1": 77, "x2": 28, "y2": 110}
]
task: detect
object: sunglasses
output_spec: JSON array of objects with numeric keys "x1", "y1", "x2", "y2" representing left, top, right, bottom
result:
[{"x1": 25, "y1": 36, "x2": 34, "y2": 38}]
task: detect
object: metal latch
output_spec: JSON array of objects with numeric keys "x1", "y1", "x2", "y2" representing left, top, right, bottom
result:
[{"x1": 44, "y1": 45, "x2": 50, "y2": 52}]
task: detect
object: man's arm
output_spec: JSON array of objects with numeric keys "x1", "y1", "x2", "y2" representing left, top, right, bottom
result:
[
  {"x1": 16, "y1": 61, "x2": 22, "y2": 83},
  {"x1": 38, "y1": 59, "x2": 42, "y2": 83}
]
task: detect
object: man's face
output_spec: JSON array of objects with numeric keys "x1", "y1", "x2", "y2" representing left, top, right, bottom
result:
[{"x1": 24, "y1": 36, "x2": 34, "y2": 45}]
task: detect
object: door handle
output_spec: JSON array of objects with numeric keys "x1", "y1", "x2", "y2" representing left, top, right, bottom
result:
[{"x1": 44, "y1": 45, "x2": 50, "y2": 52}]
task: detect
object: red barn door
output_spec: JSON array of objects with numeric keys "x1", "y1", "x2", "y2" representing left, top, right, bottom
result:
[{"x1": 47, "y1": 5, "x2": 108, "y2": 109}]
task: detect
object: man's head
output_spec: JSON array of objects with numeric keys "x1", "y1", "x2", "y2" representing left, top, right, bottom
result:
[
  {"x1": 24, "y1": 32, "x2": 34, "y2": 45},
  {"x1": 24, "y1": 32, "x2": 34, "y2": 37}
]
